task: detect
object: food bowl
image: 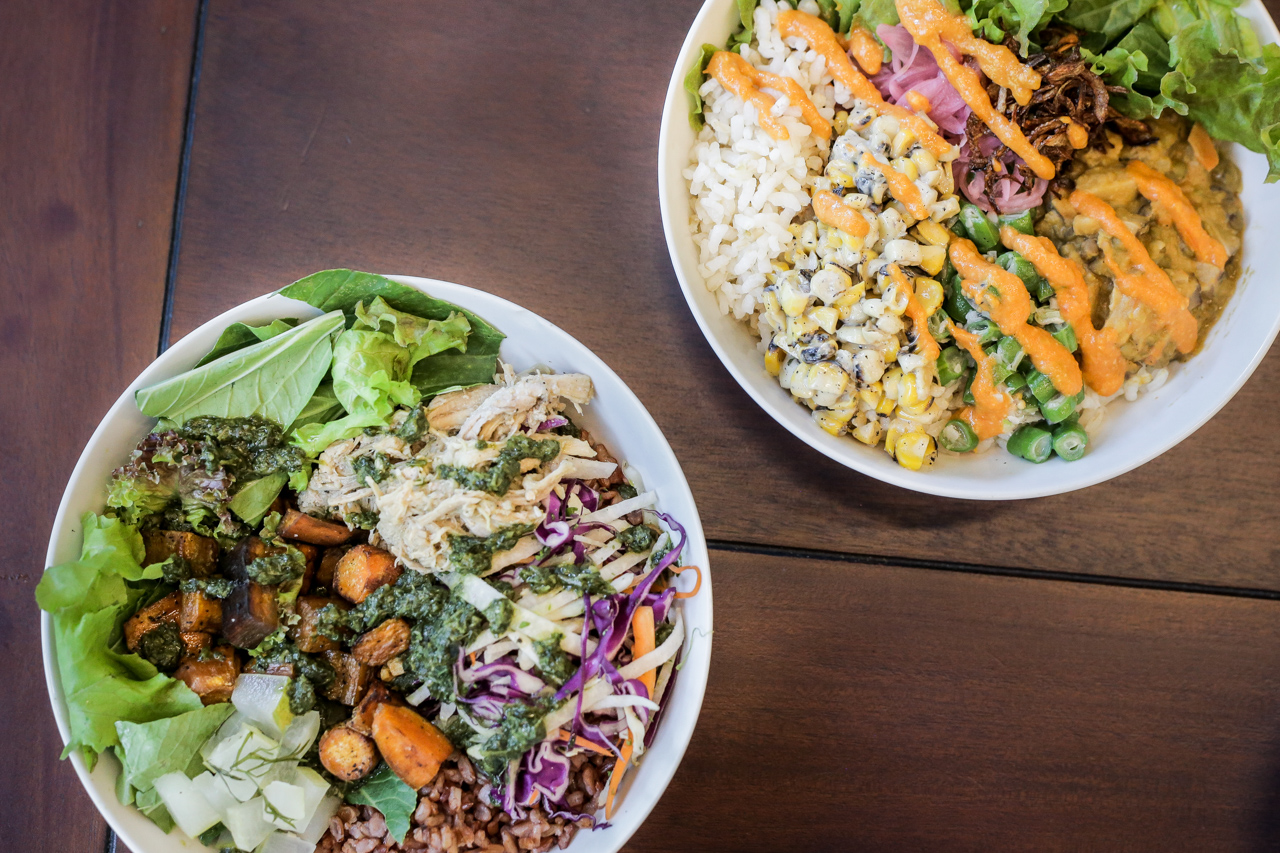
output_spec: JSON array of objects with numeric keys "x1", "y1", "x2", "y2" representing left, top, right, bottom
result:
[
  {"x1": 41, "y1": 277, "x2": 713, "y2": 852},
  {"x1": 657, "y1": 0, "x2": 1280, "y2": 499}
]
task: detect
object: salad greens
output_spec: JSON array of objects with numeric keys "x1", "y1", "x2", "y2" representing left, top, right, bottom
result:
[
  {"x1": 115, "y1": 703, "x2": 236, "y2": 814},
  {"x1": 36, "y1": 513, "x2": 204, "y2": 768},
  {"x1": 195, "y1": 318, "x2": 299, "y2": 367},
  {"x1": 292, "y1": 296, "x2": 471, "y2": 454},
  {"x1": 280, "y1": 269, "x2": 506, "y2": 397},
  {"x1": 136, "y1": 310, "x2": 345, "y2": 427},
  {"x1": 347, "y1": 764, "x2": 416, "y2": 844}
]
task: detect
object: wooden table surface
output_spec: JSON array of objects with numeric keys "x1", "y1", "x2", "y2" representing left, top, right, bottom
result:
[{"x1": 6, "y1": 1, "x2": 1280, "y2": 850}]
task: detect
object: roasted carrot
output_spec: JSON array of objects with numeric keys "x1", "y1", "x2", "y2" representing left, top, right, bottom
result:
[
  {"x1": 604, "y1": 738, "x2": 635, "y2": 820},
  {"x1": 671, "y1": 564, "x2": 702, "y2": 599},
  {"x1": 631, "y1": 606, "x2": 657, "y2": 698}
]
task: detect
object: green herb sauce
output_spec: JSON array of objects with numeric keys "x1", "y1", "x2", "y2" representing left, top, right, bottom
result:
[
  {"x1": 352, "y1": 452, "x2": 395, "y2": 485},
  {"x1": 244, "y1": 548, "x2": 305, "y2": 586},
  {"x1": 436, "y1": 434, "x2": 561, "y2": 495},
  {"x1": 179, "y1": 576, "x2": 236, "y2": 599},
  {"x1": 138, "y1": 623, "x2": 183, "y2": 671},
  {"x1": 446, "y1": 523, "x2": 536, "y2": 576},
  {"x1": 617, "y1": 524, "x2": 658, "y2": 554},
  {"x1": 519, "y1": 562, "x2": 615, "y2": 598},
  {"x1": 470, "y1": 696, "x2": 554, "y2": 779},
  {"x1": 177, "y1": 415, "x2": 306, "y2": 483},
  {"x1": 532, "y1": 634, "x2": 577, "y2": 687},
  {"x1": 396, "y1": 406, "x2": 429, "y2": 442},
  {"x1": 343, "y1": 510, "x2": 380, "y2": 530}
]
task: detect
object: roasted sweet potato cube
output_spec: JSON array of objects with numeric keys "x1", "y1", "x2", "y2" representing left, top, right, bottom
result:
[
  {"x1": 334, "y1": 545, "x2": 401, "y2": 604},
  {"x1": 221, "y1": 536, "x2": 274, "y2": 582},
  {"x1": 296, "y1": 543, "x2": 320, "y2": 594},
  {"x1": 372, "y1": 703, "x2": 454, "y2": 789},
  {"x1": 279, "y1": 508, "x2": 356, "y2": 546},
  {"x1": 180, "y1": 631, "x2": 213, "y2": 655},
  {"x1": 174, "y1": 646, "x2": 239, "y2": 705},
  {"x1": 321, "y1": 650, "x2": 371, "y2": 706},
  {"x1": 179, "y1": 590, "x2": 223, "y2": 634},
  {"x1": 349, "y1": 680, "x2": 405, "y2": 736},
  {"x1": 123, "y1": 592, "x2": 181, "y2": 651},
  {"x1": 221, "y1": 581, "x2": 280, "y2": 649},
  {"x1": 351, "y1": 618, "x2": 411, "y2": 667},
  {"x1": 319, "y1": 726, "x2": 378, "y2": 781},
  {"x1": 143, "y1": 530, "x2": 219, "y2": 577},
  {"x1": 315, "y1": 546, "x2": 349, "y2": 589},
  {"x1": 289, "y1": 595, "x2": 344, "y2": 653}
]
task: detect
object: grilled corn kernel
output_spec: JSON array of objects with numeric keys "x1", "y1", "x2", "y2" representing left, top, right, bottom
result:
[
  {"x1": 763, "y1": 290, "x2": 786, "y2": 328},
  {"x1": 897, "y1": 372, "x2": 925, "y2": 409},
  {"x1": 859, "y1": 380, "x2": 884, "y2": 408},
  {"x1": 772, "y1": 259, "x2": 791, "y2": 272},
  {"x1": 880, "y1": 334, "x2": 901, "y2": 361},
  {"x1": 832, "y1": 282, "x2": 866, "y2": 312},
  {"x1": 884, "y1": 426, "x2": 903, "y2": 457},
  {"x1": 911, "y1": 148, "x2": 938, "y2": 174},
  {"x1": 778, "y1": 276, "x2": 810, "y2": 318},
  {"x1": 875, "y1": 395, "x2": 897, "y2": 416},
  {"x1": 809, "y1": 362, "x2": 849, "y2": 407},
  {"x1": 894, "y1": 430, "x2": 937, "y2": 470},
  {"x1": 851, "y1": 420, "x2": 882, "y2": 445},
  {"x1": 891, "y1": 129, "x2": 917, "y2": 159},
  {"x1": 833, "y1": 109, "x2": 850, "y2": 135},
  {"x1": 918, "y1": 244, "x2": 947, "y2": 276},
  {"x1": 827, "y1": 161, "x2": 856, "y2": 189},
  {"x1": 815, "y1": 412, "x2": 849, "y2": 436},
  {"x1": 882, "y1": 367, "x2": 903, "y2": 398},
  {"x1": 786, "y1": 313, "x2": 820, "y2": 340},
  {"x1": 810, "y1": 306, "x2": 840, "y2": 335},
  {"x1": 883, "y1": 282, "x2": 911, "y2": 316},
  {"x1": 891, "y1": 157, "x2": 919, "y2": 182},
  {"x1": 914, "y1": 219, "x2": 951, "y2": 247},
  {"x1": 937, "y1": 162, "x2": 956, "y2": 195},
  {"x1": 764, "y1": 347, "x2": 785, "y2": 377},
  {"x1": 914, "y1": 279, "x2": 944, "y2": 316}
]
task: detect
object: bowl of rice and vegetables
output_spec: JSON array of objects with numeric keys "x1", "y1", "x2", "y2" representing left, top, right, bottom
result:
[
  {"x1": 660, "y1": 0, "x2": 1280, "y2": 497},
  {"x1": 39, "y1": 271, "x2": 711, "y2": 853}
]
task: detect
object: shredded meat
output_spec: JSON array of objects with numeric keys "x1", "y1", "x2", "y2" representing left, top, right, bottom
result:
[{"x1": 964, "y1": 29, "x2": 1155, "y2": 205}]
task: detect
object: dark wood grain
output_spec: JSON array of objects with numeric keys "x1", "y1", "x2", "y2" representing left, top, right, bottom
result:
[
  {"x1": 625, "y1": 548, "x2": 1280, "y2": 852},
  {"x1": 166, "y1": 0, "x2": 1280, "y2": 591},
  {"x1": 0, "y1": 0, "x2": 197, "y2": 848}
]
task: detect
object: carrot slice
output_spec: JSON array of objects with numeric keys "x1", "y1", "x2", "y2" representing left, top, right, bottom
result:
[
  {"x1": 552, "y1": 728, "x2": 614, "y2": 757},
  {"x1": 631, "y1": 607, "x2": 657, "y2": 698},
  {"x1": 604, "y1": 738, "x2": 635, "y2": 819},
  {"x1": 671, "y1": 564, "x2": 702, "y2": 599}
]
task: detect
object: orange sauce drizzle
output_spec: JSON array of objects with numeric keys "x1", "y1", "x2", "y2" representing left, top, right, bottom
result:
[
  {"x1": 860, "y1": 152, "x2": 930, "y2": 219},
  {"x1": 1064, "y1": 118, "x2": 1089, "y2": 150},
  {"x1": 888, "y1": 264, "x2": 940, "y2": 362},
  {"x1": 895, "y1": 0, "x2": 1054, "y2": 180},
  {"x1": 999, "y1": 225, "x2": 1126, "y2": 396},
  {"x1": 812, "y1": 190, "x2": 871, "y2": 237},
  {"x1": 1188, "y1": 123, "x2": 1219, "y2": 172},
  {"x1": 846, "y1": 25, "x2": 884, "y2": 74},
  {"x1": 905, "y1": 90, "x2": 932, "y2": 113},
  {"x1": 707, "y1": 51, "x2": 832, "y2": 141},
  {"x1": 1069, "y1": 190, "x2": 1199, "y2": 353},
  {"x1": 950, "y1": 238, "x2": 1083, "y2": 395},
  {"x1": 948, "y1": 321, "x2": 1008, "y2": 439},
  {"x1": 1125, "y1": 160, "x2": 1228, "y2": 270},
  {"x1": 777, "y1": 10, "x2": 954, "y2": 158}
]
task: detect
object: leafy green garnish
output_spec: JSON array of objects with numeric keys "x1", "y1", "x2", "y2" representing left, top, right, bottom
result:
[
  {"x1": 279, "y1": 269, "x2": 505, "y2": 397},
  {"x1": 348, "y1": 764, "x2": 417, "y2": 844},
  {"x1": 136, "y1": 310, "x2": 344, "y2": 428},
  {"x1": 684, "y1": 44, "x2": 719, "y2": 131},
  {"x1": 195, "y1": 318, "x2": 299, "y2": 367},
  {"x1": 36, "y1": 514, "x2": 204, "y2": 768},
  {"x1": 227, "y1": 472, "x2": 287, "y2": 525},
  {"x1": 115, "y1": 703, "x2": 234, "y2": 799}
]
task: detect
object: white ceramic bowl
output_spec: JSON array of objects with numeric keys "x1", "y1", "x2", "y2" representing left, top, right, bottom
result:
[
  {"x1": 41, "y1": 277, "x2": 713, "y2": 853},
  {"x1": 658, "y1": 0, "x2": 1280, "y2": 499}
]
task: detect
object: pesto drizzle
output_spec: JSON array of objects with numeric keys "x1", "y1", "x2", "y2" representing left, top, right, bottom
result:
[{"x1": 436, "y1": 434, "x2": 561, "y2": 495}]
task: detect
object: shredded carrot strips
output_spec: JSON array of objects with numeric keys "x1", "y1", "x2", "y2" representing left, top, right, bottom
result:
[
  {"x1": 605, "y1": 738, "x2": 635, "y2": 819},
  {"x1": 552, "y1": 729, "x2": 614, "y2": 757},
  {"x1": 671, "y1": 564, "x2": 702, "y2": 599},
  {"x1": 468, "y1": 652, "x2": 478, "y2": 665},
  {"x1": 632, "y1": 606, "x2": 657, "y2": 698}
]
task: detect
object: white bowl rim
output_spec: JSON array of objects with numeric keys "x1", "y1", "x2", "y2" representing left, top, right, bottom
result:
[
  {"x1": 40, "y1": 276, "x2": 714, "y2": 853},
  {"x1": 656, "y1": 0, "x2": 1280, "y2": 500}
]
